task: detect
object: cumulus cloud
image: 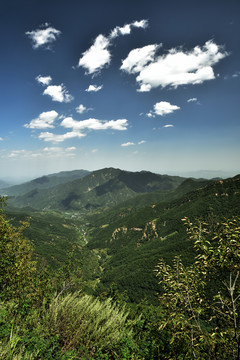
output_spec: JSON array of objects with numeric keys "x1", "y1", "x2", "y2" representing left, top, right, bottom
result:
[
  {"x1": 120, "y1": 44, "x2": 160, "y2": 73},
  {"x1": 79, "y1": 34, "x2": 111, "y2": 75},
  {"x1": 43, "y1": 85, "x2": 74, "y2": 102},
  {"x1": 121, "y1": 40, "x2": 229, "y2": 91},
  {"x1": 26, "y1": 23, "x2": 61, "y2": 49},
  {"x1": 78, "y1": 19, "x2": 148, "y2": 75},
  {"x1": 24, "y1": 110, "x2": 58, "y2": 129},
  {"x1": 85, "y1": 84, "x2": 103, "y2": 92},
  {"x1": 39, "y1": 131, "x2": 86, "y2": 143},
  {"x1": 121, "y1": 142, "x2": 135, "y2": 147},
  {"x1": 148, "y1": 101, "x2": 180, "y2": 117},
  {"x1": 61, "y1": 117, "x2": 128, "y2": 131},
  {"x1": 76, "y1": 104, "x2": 87, "y2": 114},
  {"x1": 36, "y1": 75, "x2": 52, "y2": 86},
  {"x1": 187, "y1": 97, "x2": 198, "y2": 102}
]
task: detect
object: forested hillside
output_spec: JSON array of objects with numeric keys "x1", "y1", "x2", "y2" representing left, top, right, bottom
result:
[
  {"x1": 7, "y1": 168, "x2": 185, "y2": 211},
  {"x1": 1, "y1": 171, "x2": 240, "y2": 359}
]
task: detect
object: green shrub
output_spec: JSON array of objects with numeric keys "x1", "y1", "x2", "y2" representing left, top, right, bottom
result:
[{"x1": 47, "y1": 292, "x2": 135, "y2": 357}]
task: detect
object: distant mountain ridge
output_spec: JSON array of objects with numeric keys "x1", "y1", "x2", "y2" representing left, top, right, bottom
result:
[
  {"x1": 8, "y1": 167, "x2": 186, "y2": 211},
  {"x1": 2, "y1": 169, "x2": 91, "y2": 197}
]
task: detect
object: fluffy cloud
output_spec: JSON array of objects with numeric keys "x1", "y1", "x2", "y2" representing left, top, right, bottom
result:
[
  {"x1": 26, "y1": 23, "x2": 61, "y2": 49},
  {"x1": 43, "y1": 85, "x2": 74, "y2": 102},
  {"x1": 121, "y1": 142, "x2": 135, "y2": 147},
  {"x1": 61, "y1": 117, "x2": 128, "y2": 131},
  {"x1": 187, "y1": 97, "x2": 198, "y2": 102},
  {"x1": 24, "y1": 110, "x2": 58, "y2": 129},
  {"x1": 36, "y1": 75, "x2": 52, "y2": 86},
  {"x1": 120, "y1": 44, "x2": 160, "y2": 73},
  {"x1": 85, "y1": 84, "x2": 103, "y2": 92},
  {"x1": 79, "y1": 35, "x2": 111, "y2": 75},
  {"x1": 121, "y1": 40, "x2": 229, "y2": 91},
  {"x1": 39, "y1": 131, "x2": 86, "y2": 143},
  {"x1": 148, "y1": 101, "x2": 180, "y2": 117},
  {"x1": 78, "y1": 19, "x2": 147, "y2": 75},
  {"x1": 76, "y1": 104, "x2": 87, "y2": 114}
]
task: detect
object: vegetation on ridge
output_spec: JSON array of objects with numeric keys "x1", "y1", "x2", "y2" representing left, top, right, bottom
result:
[{"x1": 0, "y1": 171, "x2": 240, "y2": 358}]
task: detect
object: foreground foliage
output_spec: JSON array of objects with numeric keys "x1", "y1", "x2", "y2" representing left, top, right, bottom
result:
[
  {"x1": 1, "y1": 192, "x2": 240, "y2": 358},
  {"x1": 156, "y1": 217, "x2": 240, "y2": 359}
]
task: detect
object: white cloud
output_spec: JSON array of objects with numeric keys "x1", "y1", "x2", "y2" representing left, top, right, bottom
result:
[
  {"x1": 79, "y1": 34, "x2": 111, "y2": 75},
  {"x1": 133, "y1": 20, "x2": 148, "y2": 28},
  {"x1": 110, "y1": 19, "x2": 148, "y2": 39},
  {"x1": 138, "y1": 140, "x2": 146, "y2": 144},
  {"x1": 36, "y1": 75, "x2": 52, "y2": 86},
  {"x1": 92, "y1": 149, "x2": 98, "y2": 153},
  {"x1": 146, "y1": 112, "x2": 155, "y2": 118},
  {"x1": 187, "y1": 97, "x2": 198, "y2": 102},
  {"x1": 121, "y1": 142, "x2": 135, "y2": 147},
  {"x1": 163, "y1": 124, "x2": 174, "y2": 128},
  {"x1": 26, "y1": 23, "x2": 61, "y2": 49},
  {"x1": 24, "y1": 110, "x2": 58, "y2": 129},
  {"x1": 0, "y1": 137, "x2": 3, "y2": 141},
  {"x1": 121, "y1": 40, "x2": 229, "y2": 91},
  {"x1": 85, "y1": 84, "x2": 103, "y2": 92},
  {"x1": 76, "y1": 104, "x2": 86, "y2": 114},
  {"x1": 61, "y1": 117, "x2": 128, "y2": 131},
  {"x1": 120, "y1": 44, "x2": 160, "y2": 73},
  {"x1": 43, "y1": 85, "x2": 74, "y2": 102},
  {"x1": 39, "y1": 131, "x2": 86, "y2": 143},
  {"x1": 150, "y1": 101, "x2": 180, "y2": 116},
  {"x1": 78, "y1": 19, "x2": 148, "y2": 75}
]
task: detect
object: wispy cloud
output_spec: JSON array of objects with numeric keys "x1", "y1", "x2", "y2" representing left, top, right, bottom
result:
[
  {"x1": 36, "y1": 75, "x2": 52, "y2": 86},
  {"x1": 187, "y1": 97, "x2": 198, "y2": 102},
  {"x1": 109, "y1": 19, "x2": 148, "y2": 39},
  {"x1": 78, "y1": 19, "x2": 148, "y2": 75},
  {"x1": 163, "y1": 124, "x2": 174, "y2": 128},
  {"x1": 61, "y1": 117, "x2": 128, "y2": 131},
  {"x1": 26, "y1": 23, "x2": 61, "y2": 49},
  {"x1": 121, "y1": 40, "x2": 229, "y2": 91},
  {"x1": 232, "y1": 71, "x2": 240, "y2": 78},
  {"x1": 121, "y1": 142, "x2": 135, "y2": 147},
  {"x1": 5, "y1": 147, "x2": 76, "y2": 159},
  {"x1": 148, "y1": 101, "x2": 180, "y2": 117},
  {"x1": 138, "y1": 140, "x2": 146, "y2": 144},
  {"x1": 85, "y1": 84, "x2": 103, "y2": 92},
  {"x1": 24, "y1": 110, "x2": 59, "y2": 129},
  {"x1": 39, "y1": 131, "x2": 86, "y2": 143},
  {"x1": 43, "y1": 85, "x2": 74, "y2": 102}
]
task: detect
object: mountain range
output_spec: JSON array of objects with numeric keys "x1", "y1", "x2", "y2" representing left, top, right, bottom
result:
[
  {"x1": 2, "y1": 167, "x2": 240, "y2": 303},
  {"x1": 5, "y1": 168, "x2": 186, "y2": 211}
]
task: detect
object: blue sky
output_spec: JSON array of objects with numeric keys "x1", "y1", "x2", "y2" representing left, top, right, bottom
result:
[{"x1": 0, "y1": 0, "x2": 240, "y2": 179}]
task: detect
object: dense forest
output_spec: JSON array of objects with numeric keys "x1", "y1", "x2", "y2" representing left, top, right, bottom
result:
[{"x1": 0, "y1": 169, "x2": 240, "y2": 359}]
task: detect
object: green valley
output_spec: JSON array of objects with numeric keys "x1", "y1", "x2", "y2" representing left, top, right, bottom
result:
[{"x1": 1, "y1": 168, "x2": 240, "y2": 359}]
